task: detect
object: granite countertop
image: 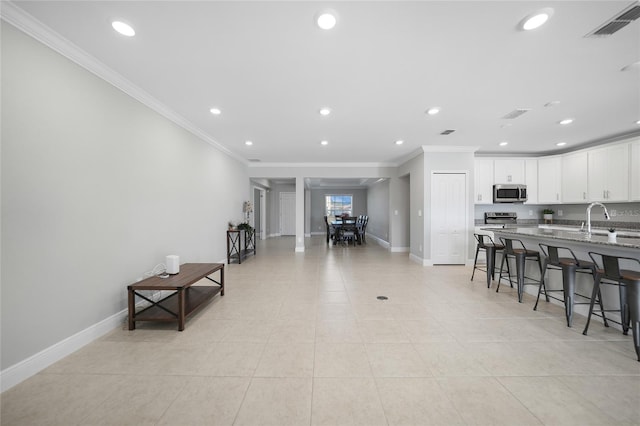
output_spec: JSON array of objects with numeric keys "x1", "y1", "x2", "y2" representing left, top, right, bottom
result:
[{"x1": 487, "y1": 226, "x2": 640, "y2": 250}]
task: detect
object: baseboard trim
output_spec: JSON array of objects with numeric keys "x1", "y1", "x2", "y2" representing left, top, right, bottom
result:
[
  {"x1": 0, "y1": 309, "x2": 127, "y2": 392},
  {"x1": 390, "y1": 247, "x2": 410, "y2": 253},
  {"x1": 409, "y1": 253, "x2": 433, "y2": 266}
]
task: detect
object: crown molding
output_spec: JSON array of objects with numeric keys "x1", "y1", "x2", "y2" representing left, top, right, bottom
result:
[
  {"x1": 0, "y1": 1, "x2": 247, "y2": 166},
  {"x1": 421, "y1": 145, "x2": 480, "y2": 153},
  {"x1": 247, "y1": 161, "x2": 397, "y2": 168}
]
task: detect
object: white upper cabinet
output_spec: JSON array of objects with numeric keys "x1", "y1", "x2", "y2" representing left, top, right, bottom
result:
[
  {"x1": 588, "y1": 143, "x2": 629, "y2": 202},
  {"x1": 494, "y1": 159, "x2": 525, "y2": 184},
  {"x1": 524, "y1": 159, "x2": 538, "y2": 204},
  {"x1": 561, "y1": 151, "x2": 588, "y2": 203},
  {"x1": 538, "y1": 156, "x2": 562, "y2": 204},
  {"x1": 474, "y1": 158, "x2": 494, "y2": 204},
  {"x1": 631, "y1": 140, "x2": 640, "y2": 201}
]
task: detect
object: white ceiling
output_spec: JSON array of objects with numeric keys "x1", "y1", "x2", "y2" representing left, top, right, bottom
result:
[{"x1": 5, "y1": 1, "x2": 640, "y2": 166}]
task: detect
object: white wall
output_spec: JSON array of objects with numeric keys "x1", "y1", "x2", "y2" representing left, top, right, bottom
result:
[
  {"x1": 1, "y1": 24, "x2": 248, "y2": 372},
  {"x1": 309, "y1": 188, "x2": 368, "y2": 235},
  {"x1": 398, "y1": 153, "x2": 425, "y2": 260},
  {"x1": 267, "y1": 182, "x2": 296, "y2": 236},
  {"x1": 366, "y1": 180, "x2": 390, "y2": 242},
  {"x1": 424, "y1": 149, "x2": 476, "y2": 261}
]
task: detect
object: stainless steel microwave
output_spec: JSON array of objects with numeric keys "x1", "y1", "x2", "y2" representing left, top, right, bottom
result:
[{"x1": 493, "y1": 184, "x2": 527, "y2": 203}]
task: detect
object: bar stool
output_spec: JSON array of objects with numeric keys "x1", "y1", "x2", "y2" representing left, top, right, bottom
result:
[
  {"x1": 471, "y1": 233, "x2": 506, "y2": 288},
  {"x1": 534, "y1": 244, "x2": 605, "y2": 328},
  {"x1": 497, "y1": 237, "x2": 543, "y2": 303},
  {"x1": 583, "y1": 253, "x2": 640, "y2": 361}
]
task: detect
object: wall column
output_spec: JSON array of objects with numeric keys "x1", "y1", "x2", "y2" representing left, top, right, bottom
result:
[{"x1": 295, "y1": 176, "x2": 305, "y2": 252}]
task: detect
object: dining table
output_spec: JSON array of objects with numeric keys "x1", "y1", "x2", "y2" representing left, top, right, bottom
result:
[{"x1": 331, "y1": 217, "x2": 361, "y2": 245}]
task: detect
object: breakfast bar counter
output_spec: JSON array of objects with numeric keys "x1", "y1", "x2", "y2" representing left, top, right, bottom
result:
[
  {"x1": 489, "y1": 226, "x2": 640, "y2": 251},
  {"x1": 489, "y1": 226, "x2": 639, "y2": 330}
]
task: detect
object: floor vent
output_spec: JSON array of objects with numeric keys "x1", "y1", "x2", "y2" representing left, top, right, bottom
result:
[
  {"x1": 440, "y1": 129, "x2": 456, "y2": 135},
  {"x1": 586, "y1": 3, "x2": 640, "y2": 37},
  {"x1": 502, "y1": 108, "x2": 530, "y2": 119}
]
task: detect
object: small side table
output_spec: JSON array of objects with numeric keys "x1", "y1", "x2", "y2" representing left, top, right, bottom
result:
[{"x1": 227, "y1": 229, "x2": 256, "y2": 264}]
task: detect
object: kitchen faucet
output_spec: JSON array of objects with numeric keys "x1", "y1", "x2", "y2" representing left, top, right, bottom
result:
[{"x1": 586, "y1": 202, "x2": 610, "y2": 235}]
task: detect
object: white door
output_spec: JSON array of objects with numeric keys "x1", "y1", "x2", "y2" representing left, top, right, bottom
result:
[
  {"x1": 279, "y1": 192, "x2": 296, "y2": 236},
  {"x1": 431, "y1": 173, "x2": 467, "y2": 264}
]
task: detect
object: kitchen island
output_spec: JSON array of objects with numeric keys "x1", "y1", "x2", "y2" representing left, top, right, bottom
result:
[{"x1": 489, "y1": 226, "x2": 639, "y2": 330}]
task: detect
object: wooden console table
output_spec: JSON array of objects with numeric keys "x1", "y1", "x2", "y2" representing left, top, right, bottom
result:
[
  {"x1": 227, "y1": 229, "x2": 256, "y2": 264},
  {"x1": 127, "y1": 263, "x2": 224, "y2": 331}
]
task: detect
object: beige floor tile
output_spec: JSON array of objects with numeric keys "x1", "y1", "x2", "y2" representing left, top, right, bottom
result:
[
  {"x1": 314, "y1": 342, "x2": 373, "y2": 377},
  {"x1": 268, "y1": 319, "x2": 316, "y2": 343},
  {"x1": 413, "y1": 341, "x2": 491, "y2": 377},
  {"x1": 558, "y1": 375, "x2": 640, "y2": 424},
  {"x1": 254, "y1": 342, "x2": 315, "y2": 377},
  {"x1": 156, "y1": 376, "x2": 250, "y2": 426},
  {"x1": 220, "y1": 319, "x2": 275, "y2": 343},
  {"x1": 318, "y1": 291, "x2": 350, "y2": 304},
  {"x1": 5, "y1": 236, "x2": 639, "y2": 426},
  {"x1": 498, "y1": 376, "x2": 618, "y2": 425},
  {"x1": 202, "y1": 342, "x2": 265, "y2": 376},
  {"x1": 376, "y1": 377, "x2": 465, "y2": 425},
  {"x1": 79, "y1": 375, "x2": 188, "y2": 425},
  {"x1": 311, "y1": 378, "x2": 387, "y2": 426},
  {"x1": 357, "y1": 319, "x2": 410, "y2": 343},
  {"x1": 351, "y1": 302, "x2": 395, "y2": 320},
  {"x1": 43, "y1": 340, "x2": 165, "y2": 375},
  {"x1": 435, "y1": 376, "x2": 543, "y2": 425},
  {"x1": 316, "y1": 303, "x2": 356, "y2": 321},
  {"x1": 365, "y1": 343, "x2": 432, "y2": 377},
  {"x1": 278, "y1": 302, "x2": 318, "y2": 320},
  {"x1": 315, "y1": 320, "x2": 363, "y2": 343},
  {"x1": 399, "y1": 319, "x2": 456, "y2": 343},
  {"x1": 233, "y1": 378, "x2": 312, "y2": 426},
  {"x1": 0, "y1": 373, "x2": 122, "y2": 426}
]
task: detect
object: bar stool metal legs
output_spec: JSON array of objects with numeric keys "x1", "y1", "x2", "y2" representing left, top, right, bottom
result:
[
  {"x1": 534, "y1": 244, "x2": 604, "y2": 328},
  {"x1": 583, "y1": 253, "x2": 640, "y2": 361},
  {"x1": 497, "y1": 237, "x2": 542, "y2": 303},
  {"x1": 471, "y1": 234, "x2": 505, "y2": 288}
]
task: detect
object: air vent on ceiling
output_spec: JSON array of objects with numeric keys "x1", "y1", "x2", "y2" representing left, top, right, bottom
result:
[
  {"x1": 502, "y1": 108, "x2": 531, "y2": 119},
  {"x1": 586, "y1": 3, "x2": 640, "y2": 37},
  {"x1": 248, "y1": 159, "x2": 261, "y2": 162},
  {"x1": 440, "y1": 129, "x2": 456, "y2": 135}
]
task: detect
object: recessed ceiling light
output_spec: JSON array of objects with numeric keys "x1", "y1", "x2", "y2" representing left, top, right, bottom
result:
[
  {"x1": 209, "y1": 108, "x2": 221, "y2": 115},
  {"x1": 317, "y1": 13, "x2": 337, "y2": 30},
  {"x1": 559, "y1": 118, "x2": 573, "y2": 125},
  {"x1": 319, "y1": 107, "x2": 332, "y2": 116},
  {"x1": 112, "y1": 21, "x2": 135, "y2": 37},
  {"x1": 499, "y1": 141, "x2": 509, "y2": 146},
  {"x1": 556, "y1": 142, "x2": 567, "y2": 147},
  {"x1": 395, "y1": 140, "x2": 404, "y2": 145},
  {"x1": 245, "y1": 140, "x2": 253, "y2": 146},
  {"x1": 636, "y1": 120, "x2": 640, "y2": 125},
  {"x1": 426, "y1": 107, "x2": 440, "y2": 116},
  {"x1": 320, "y1": 140, "x2": 329, "y2": 146},
  {"x1": 520, "y1": 8, "x2": 554, "y2": 31}
]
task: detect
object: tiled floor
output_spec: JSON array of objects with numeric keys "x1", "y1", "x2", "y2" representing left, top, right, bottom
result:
[{"x1": 2, "y1": 236, "x2": 639, "y2": 425}]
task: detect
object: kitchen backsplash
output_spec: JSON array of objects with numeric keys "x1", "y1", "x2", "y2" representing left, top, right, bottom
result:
[{"x1": 475, "y1": 202, "x2": 640, "y2": 230}]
